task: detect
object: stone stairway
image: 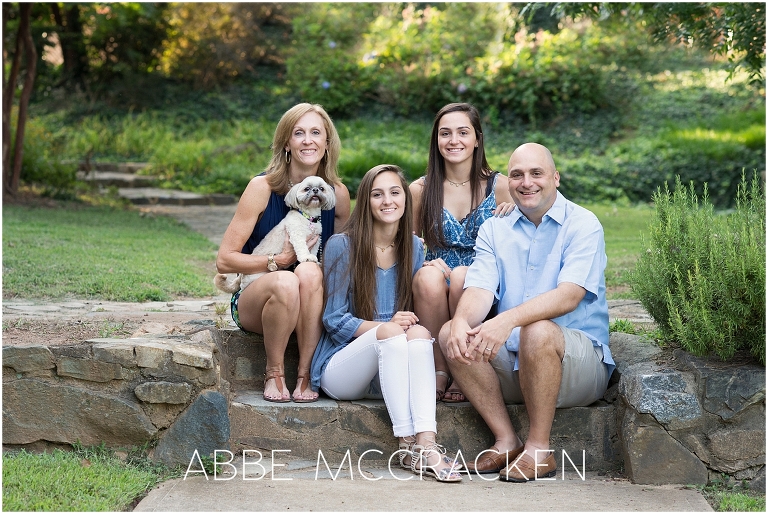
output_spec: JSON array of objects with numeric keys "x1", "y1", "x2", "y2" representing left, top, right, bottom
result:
[
  {"x1": 219, "y1": 327, "x2": 621, "y2": 473},
  {"x1": 77, "y1": 161, "x2": 236, "y2": 206},
  {"x1": 215, "y1": 322, "x2": 765, "y2": 488}
]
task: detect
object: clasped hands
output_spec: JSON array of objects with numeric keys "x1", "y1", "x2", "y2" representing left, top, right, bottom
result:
[
  {"x1": 445, "y1": 316, "x2": 511, "y2": 365},
  {"x1": 390, "y1": 311, "x2": 419, "y2": 331}
]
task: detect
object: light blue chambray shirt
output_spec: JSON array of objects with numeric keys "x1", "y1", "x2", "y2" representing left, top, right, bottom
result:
[
  {"x1": 310, "y1": 233, "x2": 425, "y2": 390},
  {"x1": 464, "y1": 191, "x2": 615, "y2": 377}
]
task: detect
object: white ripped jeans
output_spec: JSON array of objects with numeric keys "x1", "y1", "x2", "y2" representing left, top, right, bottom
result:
[{"x1": 320, "y1": 326, "x2": 437, "y2": 438}]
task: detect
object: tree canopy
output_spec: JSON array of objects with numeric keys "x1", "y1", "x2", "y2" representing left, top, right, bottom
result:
[{"x1": 540, "y1": 2, "x2": 766, "y2": 83}]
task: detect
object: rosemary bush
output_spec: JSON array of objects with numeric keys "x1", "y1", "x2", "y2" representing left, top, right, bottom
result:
[{"x1": 630, "y1": 175, "x2": 765, "y2": 363}]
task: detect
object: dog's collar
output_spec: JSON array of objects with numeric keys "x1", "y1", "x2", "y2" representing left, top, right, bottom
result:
[{"x1": 299, "y1": 210, "x2": 321, "y2": 223}]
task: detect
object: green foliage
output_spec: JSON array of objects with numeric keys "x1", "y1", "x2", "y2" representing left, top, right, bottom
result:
[
  {"x1": 197, "y1": 452, "x2": 230, "y2": 475},
  {"x1": 696, "y1": 473, "x2": 767, "y2": 512},
  {"x1": 83, "y1": 3, "x2": 169, "y2": 85},
  {"x1": 286, "y1": 4, "x2": 651, "y2": 119},
  {"x1": 548, "y1": 2, "x2": 766, "y2": 84},
  {"x1": 585, "y1": 203, "x2": 657, "y2": 297},
  {"x1": 159, "y1": 3, "x2": 296, "y2": 89},
  {"x1": 337, "y1": 118, "x2": 430, "y2": 195},
  {"x1": 641, "y1": 3, "x2": 766, "y2": 85},
  {"x1": 286, "y1": 3, "x2": 380, "y2": 115},
  {"x1": 17, "y1": 117, "x2": 78, "y2": 194},
  {"x1": 26, "y1": 55, "x2": 764, "y2": 206},
  {"x1": 629, "y1": 175, "x2": 766, "y2": 363},
  {"x1": 360, "y1": 3, "x2": 506, "y2": 116},
  {"x1": 3, "y1": 203, "x2": 218, "y2": 301},
  {"x1": 464, "y1": 22, "x2": 643, "y2": 122},
  {"x1": 609, "y1": 319, "x2": 637, "y2": 334},
  {"x1": 2, "y1": 446, "x2": 164, "y2": 511},
  {"x1": 716, "y1": 492, "x2": 766, "y2": 512}
]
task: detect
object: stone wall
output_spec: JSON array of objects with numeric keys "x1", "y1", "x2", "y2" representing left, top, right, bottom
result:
[
  {"x1": 2, "y1": 328, "x2": 230, "y2": 467},
  {"x1": 2, "y1": 329, "x2": 765, "y2": 488},
  {"x1": 610, "y1": 333, "x2": 765, "y2": 489}
]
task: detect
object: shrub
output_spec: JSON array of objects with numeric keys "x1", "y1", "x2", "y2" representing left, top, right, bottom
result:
[
  {"x1": 629, "y1": 175, "x2": 765, "y2": 363},
  {"x1": 285, "y1": 3, "x2": 380, "y2": 115},
  {"x1": 18, "y1": 118, "x2": 78, "y2": 194},
  {"x1": 360, "y1": 3, "x2": 504, "y2": 116},
  {"x1": 158, "y1": 4, "x2": 296, "y2": 89},
  {"x1": 286, "y1": 4, "x2": 648, "y2": 120}
]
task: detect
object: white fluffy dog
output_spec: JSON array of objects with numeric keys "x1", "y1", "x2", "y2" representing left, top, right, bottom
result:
[{"x1": 214, "y1": 176, "x2": 336, "y2": 294}]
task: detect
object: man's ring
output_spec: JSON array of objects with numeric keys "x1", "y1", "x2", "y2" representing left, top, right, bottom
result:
[{"x1": 484, "y1": 348, "x2": 491, "y2": 353}]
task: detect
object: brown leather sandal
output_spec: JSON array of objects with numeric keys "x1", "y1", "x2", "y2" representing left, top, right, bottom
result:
[
  {"x1": 292, "y1": 374, "x2": 319, "y2": 403},
  {"x1": 263, "y1": 370, "x2": 290, "y2": 403}
]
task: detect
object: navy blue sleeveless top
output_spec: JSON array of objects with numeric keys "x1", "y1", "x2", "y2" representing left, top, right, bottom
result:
[{"x1": 241, "y1": 189, "x2": 336, "y2": 259}]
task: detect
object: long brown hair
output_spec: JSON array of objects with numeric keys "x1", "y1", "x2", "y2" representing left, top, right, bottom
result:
[
  {"x1": 338, "y1": 164, "x2": 414, "y2": 321},
  {"x1": 420, "y1": 102, "x2": 495, "y2": 251},
  {"x1": 265, "y1": 103, "x2": 342, "y2": 194}
]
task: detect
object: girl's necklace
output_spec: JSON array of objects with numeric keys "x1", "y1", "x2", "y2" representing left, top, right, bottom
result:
[
  {"x1": 446, "y1": 177, "x2": 470, "y2": 187},
  {"x1": 374, "y1": 241, "x2": 395, "y2": 252}
]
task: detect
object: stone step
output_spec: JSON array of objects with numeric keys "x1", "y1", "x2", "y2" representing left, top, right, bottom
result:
[
  {"x1": 217, "y1": 299, "x2": 655, "y2": 392},
  {"x1": 77, "y1": 161, "x2": 150, "y2": 174},
  {"x1": 218, "y1": 327, "x2": 620, "y2": 472},
  {"x1": 118, "y1": 187, "x2": 236, "y2": 206},
  {"x1": 229, "y1": 389, "x2": 619, "y2": 473},
  {"x1": 77, "y1": 170, "x2": 158, "y2": 188}
]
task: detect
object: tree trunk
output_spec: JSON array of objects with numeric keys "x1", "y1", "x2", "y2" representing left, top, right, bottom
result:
[
  {"x1": 6, "y1": 3, "x2": 37, "y2": 198},
  {"x1": 50, "y1": 2, "x2": 87, "y2": 88},
  {"x1": 2, "y1": 4, "x2": 22, "y2": 179}
]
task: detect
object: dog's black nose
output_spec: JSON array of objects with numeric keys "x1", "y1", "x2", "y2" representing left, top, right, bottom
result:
[{"x1": 312, "y1": 187, "x2": 319, "y2": 193}]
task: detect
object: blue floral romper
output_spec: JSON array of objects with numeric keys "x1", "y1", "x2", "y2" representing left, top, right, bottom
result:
[{"x1": 424, "y1": 172, "x2": 500, "y2": 269}]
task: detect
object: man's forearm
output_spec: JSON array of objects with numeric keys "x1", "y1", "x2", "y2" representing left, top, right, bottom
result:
[
  {"x1": 495, "y1": 281, "x2": 587, "y2": 331},
  {"x1": 453, "y1": 286, "x2": 495, "y2": 328}
]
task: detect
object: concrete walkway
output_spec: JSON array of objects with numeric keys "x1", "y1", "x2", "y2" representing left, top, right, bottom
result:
[{"x1": 135, "y1": 455, "x2": 712, "y2": 512}]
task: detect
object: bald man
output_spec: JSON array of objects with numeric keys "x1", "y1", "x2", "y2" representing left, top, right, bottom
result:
[{"x1": 439, "y1": 143, "x2": 615, "y2": 482}]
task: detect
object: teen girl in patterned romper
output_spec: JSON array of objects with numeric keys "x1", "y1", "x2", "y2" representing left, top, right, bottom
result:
[{"x1": 410, "y1": 103, "x2": 514, "y2": 403}]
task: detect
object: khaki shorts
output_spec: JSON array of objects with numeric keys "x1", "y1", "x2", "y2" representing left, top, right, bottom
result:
[{"x1": 490, "y1": 326, "x2": 610, "y2": 408}]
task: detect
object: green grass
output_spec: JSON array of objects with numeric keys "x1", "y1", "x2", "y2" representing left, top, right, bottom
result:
[
  {"x1": 2, "y1": 447, "x2": 170, "y2": 511},
  {"x1": 716, "y1": 491, "x2": 766, "y2": 511},
  {"x1": 695, "y1": 475, "x2": 767, "y2": 512},
  {"x1": 585, "y1": 202, "x2": 656, "y2": 297},
  {"x1": 2, "y1": 198, "x2": 653, "y2": 302},
  {"x1": 2, "y1": 203, "x2": 218, "y2": 301}
]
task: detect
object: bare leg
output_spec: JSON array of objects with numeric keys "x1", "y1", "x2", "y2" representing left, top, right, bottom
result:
[
  {"x1": 518, "y1": 320, "x2": 565, "y2": 461},
  {"x1": 412, "y1": 266, "x2": 451, "y2": 400},
  {"x1": 438, "y1": 322, "x2": 522, "y2": 453},
  {"x1": 237, "y1": 272, "x2": 300, "y2": 401},
  {"x1": 443, "y1": 266, "x2": 468, "y2": 401},
  {"x1": 292, "y1": 262, "x2": 323, "y2": 401}
]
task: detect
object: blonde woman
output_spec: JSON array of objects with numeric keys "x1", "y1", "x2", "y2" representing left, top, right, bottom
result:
[
  {"x1": 216, "y1": 103, "x2": 350, "y2": 403},
  {"x1": 310, "y1": 165, "x2": 462, "y2": 482}
]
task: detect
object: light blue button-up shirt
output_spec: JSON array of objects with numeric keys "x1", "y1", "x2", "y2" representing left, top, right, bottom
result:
[{"x1": 464, "y1": 191, "x2": 615, "y2": 376}]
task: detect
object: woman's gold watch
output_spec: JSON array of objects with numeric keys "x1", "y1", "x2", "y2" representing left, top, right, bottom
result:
[{"x1": 267, "y1": 254, "x2": 278, "y2": 272}]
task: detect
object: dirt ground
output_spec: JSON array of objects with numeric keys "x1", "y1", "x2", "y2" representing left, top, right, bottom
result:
[{"x1": 1, "y1": 312, "x2": 212, "y2": 347}]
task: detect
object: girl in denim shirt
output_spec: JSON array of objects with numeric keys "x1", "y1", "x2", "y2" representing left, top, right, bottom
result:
[{"x1": 310, "y1": 164, "x2": 461, "y2": 483}]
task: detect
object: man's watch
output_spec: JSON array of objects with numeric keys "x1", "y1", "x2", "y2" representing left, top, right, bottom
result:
[{"x1": 267, "y1": 254, "x2": 278, "y2": 272}]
